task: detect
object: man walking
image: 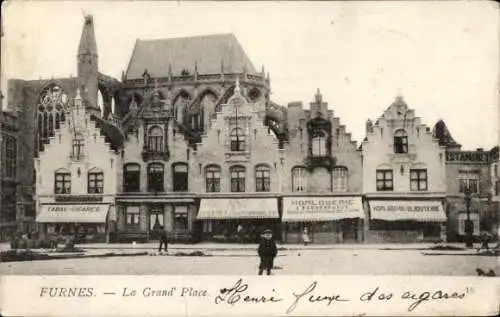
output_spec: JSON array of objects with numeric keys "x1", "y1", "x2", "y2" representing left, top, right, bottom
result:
[{"x1": 158, "y1": 226, "x2": 168, "y2": 253}]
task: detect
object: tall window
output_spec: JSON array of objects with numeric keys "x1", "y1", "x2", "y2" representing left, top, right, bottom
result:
[
  {"x1": 71, "y1": 133, "x2": 84, "y2": 160},
  {"x1": 205, "y1": 165, "x2": 221, "y2": 192},
  {"x1": 173, "y1": 163, "x2": 188, "y2": 192},
  {"x1": 410, "y1": 169, "x2": 428, "y2": 191},
  {"x1": 147, "y1": 126, "x2": 163, "y2": 152},
  {"x1": 312, "y1": 131, "x2": 327, "y2": 157},
  {"x1": 459, "y1": 172, "x2": 479, "y2": 194},
  {"x1": 393, "y1": 129, "x2": 408, "y2": 154},
  {"x1": 255, "y1": 165, "x2": 271, "y2": 192},
  {"x1": 147, "y1": 163, "x2": 164, "y2": 192},
  {"x1": 332, "y1": 167, "x2": 348, "y2": 192},
  {"x1": 37, "y1": 85, "x2": 68, "y2": 153},
  {"x1": 124, "y1": 164, "x2": 140, "y2": 192},
  {"x1": 230, "y1": 128, "x2": 246, "y2": 152},
  {"x1": 173, "y1": 206, "x2": 189, "y2": 231},
  {"x1": 230, "y1": 166, "x2": 246, "y2": 192},
  {"x1": 54, "y1": 169, "x2": 71, "y2": 194},
  {"x1": 88, "y1": 168, "x2": 104, "y2": 194},
  {"x1": 2, "y1": 135, "x2": 16, "y2": 178},
  {"x1": 292, "y1": 167, "x2": 308, "y2": 192},
  {"x1": 376, "y1": 169, "x2": 393, "y2": 191},
  {"x1": 125, "y1": 206, "x2": 140, "y2": 229}
]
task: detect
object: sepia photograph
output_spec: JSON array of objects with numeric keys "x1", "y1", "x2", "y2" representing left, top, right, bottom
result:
[{"x1": 0, "y1": 0, "x2": 498, "y2": 283}]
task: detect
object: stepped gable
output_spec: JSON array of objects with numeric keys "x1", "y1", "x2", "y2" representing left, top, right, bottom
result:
[
  {"x1": 125, "y1": 34, "x2": 257, "y2": 79},
  {"x1": 432, "y1": 119, "x2": 461, "y2": 148},
  {"x1": 90, "y1": 114, "x2": 124, "y2": 152}
]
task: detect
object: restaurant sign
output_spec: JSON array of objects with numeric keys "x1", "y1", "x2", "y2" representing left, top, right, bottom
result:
[
  {"x1": 36, "y1": 204, "x2": 110, "y2": 223},
  {"x1": 282, "y1": 197, "x2": 364, "y2": 222}
]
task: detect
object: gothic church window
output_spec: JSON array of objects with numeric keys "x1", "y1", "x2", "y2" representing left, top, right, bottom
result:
[
  {"x1": 255, "y1": 165, "x2": 271, "y2": 192},
  {"x1": 2, "y1": 135, "x2": 16, "y2": 178},
  {"x1": 147, "y1": 126, "x2": 164, "y2": 153},
  {"x1": 292, "y1": 167, "x2": 308, "y2": 192},
  {"x1": 173, "y1": 91, "x2": 191, "y2": 124},
  {"x1": 37, "y1": 85, "x2": 68, "y2": 153},
  {"x1": 54, "y1": 168, "x2": 71, "y2": 194},
  {"x1": 230, "y1": 128, "x2": 246, "y2": 152},
  {"x1": 205, "y1": 165, "x2": 221, "y2": 193},
  {"x1": 394, "y1": 129, "x2": 408, "y2": 154}
]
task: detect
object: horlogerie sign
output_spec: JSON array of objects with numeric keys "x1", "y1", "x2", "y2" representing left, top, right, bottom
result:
[
  {"x1": 369, "y1": 200, "x2": 446, "y2": 222},
  {"x1": 282, "y1": 197, "x2": 364, "y2": 221}
]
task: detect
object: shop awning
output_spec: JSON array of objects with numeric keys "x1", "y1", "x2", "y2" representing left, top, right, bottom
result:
[
  {"x1": 369, "y1": 200, "x2": 446, "y2": 222},
  {"x1": 36, "y1": 204, "x2": 110, "y2": 223},
  {"x1": 197, "y1": 198, "x2": 279, "y2": 220},
  {"x1": 282, "y1": 197, "x2": 364, "y2": 222}
]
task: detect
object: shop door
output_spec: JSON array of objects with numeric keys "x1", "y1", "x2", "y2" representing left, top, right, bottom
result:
[
  {"x1": 149, "y1": 205, "x2": 164, "y2": 239},
  {"x1": 342, "y1": 219, "x2": 358, "y2": 242}
]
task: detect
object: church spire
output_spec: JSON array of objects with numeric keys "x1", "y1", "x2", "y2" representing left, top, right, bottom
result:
[{"x1": 77, "y1": 14, "x2": 100, "y2": 116}]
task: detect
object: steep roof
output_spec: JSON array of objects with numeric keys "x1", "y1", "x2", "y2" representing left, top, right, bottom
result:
[
  {"x1": 432, "y1": 119, "x2": 461, "y2": 148},
  {"x1": 125, "y1": 34, "x2": 256, "y2": 79},
  {"x1": 90, "y1": 115, "x2": 124, "y2": 152}
]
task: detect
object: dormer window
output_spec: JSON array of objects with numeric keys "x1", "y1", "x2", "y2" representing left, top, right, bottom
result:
[
  {"x1": 393, "y1": 129, "x2": 408, "y2": 154},
  {"x1": 312, "y1": 130, "x2": 327, "y2": 157},
  {"x1": 230, "y1": 128, "x2": 246, "y2": 152},
  {"x1": 71, "y1": 133, "x2": 84, "y2": 160}
]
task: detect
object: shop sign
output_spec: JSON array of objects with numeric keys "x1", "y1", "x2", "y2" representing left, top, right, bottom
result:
[
  {"x1": 36, "y1": 204, "x2": 110, "y2": 223},
  {"x1": 282, "y1": 197, "x2": 364, "y2": 221},
  {"x1": 446, "y1": 151, "x2": 489, "y2": 163},
  {"x1": 369, "y1": 200, "x2": 446, "y2": 221}
]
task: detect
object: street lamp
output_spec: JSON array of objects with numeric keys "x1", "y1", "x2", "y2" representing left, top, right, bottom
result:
[{"x1": 464, "y1": 187, "x2": 473, "y2": 248}]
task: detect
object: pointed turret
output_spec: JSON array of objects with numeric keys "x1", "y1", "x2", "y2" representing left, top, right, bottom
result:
[{"x1": 77, "y1": 14, "x2": 100, "y2": 115}]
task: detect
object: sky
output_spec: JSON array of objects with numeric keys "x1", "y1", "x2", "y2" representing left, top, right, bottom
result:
[{"x1": 2, "y1": 1, "x2": 498, "y2": 150}]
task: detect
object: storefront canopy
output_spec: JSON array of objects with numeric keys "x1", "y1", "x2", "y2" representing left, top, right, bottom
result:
[
  {"x1": 36, "y1": 204, "x2": 110, "y2": 223},
  {"x1": 369, "y1": 200, "x2": 446, "y2": 222},
  {"x1": 282, "y1": 197, "x2": 364, "y2": 222},
  {"x1": 197, "y1": 198, "x2": 279, "y2": 220}
]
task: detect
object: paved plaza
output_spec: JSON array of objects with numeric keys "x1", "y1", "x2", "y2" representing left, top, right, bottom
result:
[{"x1": 0, "y1": 243, "x2": 497, "y2": 276}]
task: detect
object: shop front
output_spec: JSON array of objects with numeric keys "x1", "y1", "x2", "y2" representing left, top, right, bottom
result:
[
  {"x1": 281, "y1": 196, "x2": 365, "y2": 244},
  {"x1": 367, "y1": 199, "x2": 446, "y2": 243},
  {"x1": 116, "y1": 196, "x2": 196, "y2": 243},
  {"x1": 196, "y1": 198, "x2": 280, "y2": 243},
  {"x1": 36, "y1": 203, "x2": 112, "y2": 243}
]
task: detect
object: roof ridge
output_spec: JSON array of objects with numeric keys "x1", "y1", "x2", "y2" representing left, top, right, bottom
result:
[{"x1": 137, "y1": 33, "x2": 235, "y2": 42}]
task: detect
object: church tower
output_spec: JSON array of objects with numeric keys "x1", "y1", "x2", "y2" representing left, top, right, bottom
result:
[{"x1": 77, "y1": 14, "x2": 100, "y2": 116}]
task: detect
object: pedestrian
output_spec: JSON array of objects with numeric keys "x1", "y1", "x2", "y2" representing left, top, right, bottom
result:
[
  {"x1": 477, "y1": 231, "x2": 491, "y2": 253},
  {"x1": 258, "y1": 229, "x2": 278, "y2": 276},
  {"x1": 158, "y1": 226, "x2": 168, "y2": 253},
  {"x1": 302, "y1": 227, "x2": 310, "y2": 246}
]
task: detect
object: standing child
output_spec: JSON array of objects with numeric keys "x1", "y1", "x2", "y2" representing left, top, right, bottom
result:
[
  {"x1": 258, "y1": 229, "x2": 278, "y2": 276},
  {"x1": 302, "y1": 227, "x2": 310, "y2": 246}
]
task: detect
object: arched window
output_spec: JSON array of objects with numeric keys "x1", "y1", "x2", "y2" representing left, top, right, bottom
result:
[
  {"x1": 230, "y1": 128, "x2": 246, "y2": 152},
  {"x1": 123, "y1": 163, "x2": 140, "y2": 192},
  {"x1": 230, "y1": 166, "x2": 246, "y2": 192},
  {"x1": 71, "y1": 133, "x2": 84, "y2": 160},
  {"x1": 292, "y1": 167, "x2": 308, "y2": 192},
  {"x1": 332, "y1": 166, "x2": 348, "y2": 192},
  {"x1": 54, "y1": 168, "x2": 71, "y2": 194},
  {"x1": 205, "y1": 165, "x2": 221, "y2": 192},
  {"x1": 147, "y1": 126, "x2": 164, "y2": 153},
  {"x1": 394, "y1": 129, "x2": 408, "y2": 153},
  {"x1": 255, "y1": 165, "x2": 271, "y2": 192},
  {"x1": 312, "y1": 130, "x2": 327, "y2": 157},
  {"x1": 173, "y1": 163, "x2": 189, "y2": 192},
  {"x1": 37, "y1": 85, "x2": 68, "y2": 153},
  {"x1": 148, "y1": 163, "x2": 164, "y2": 192},
  {"x1": 174, "y1": 91, "x2": 191, "y2": 123},
  {"x1": 88, "y1": 168, "x2": 104, "y2": 194}
]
